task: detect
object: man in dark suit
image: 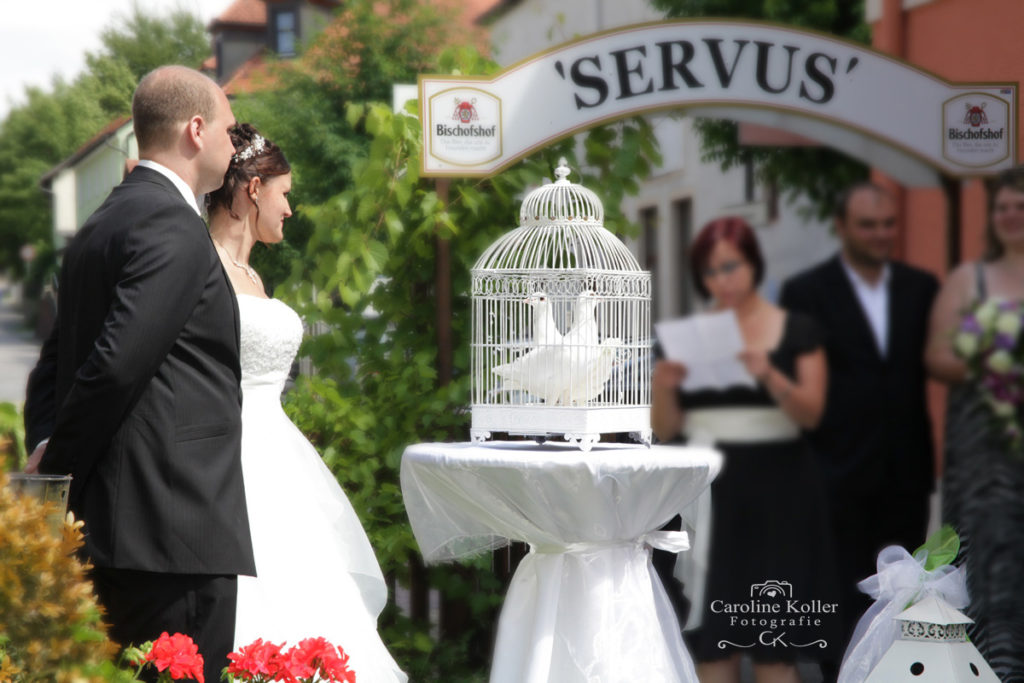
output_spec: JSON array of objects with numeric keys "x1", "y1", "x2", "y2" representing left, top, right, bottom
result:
[
  {"x1": 780, "y1": 182, "x2": 938, "y2": 674},
  {"x1": 23, "y1": 65, "x2": 254, "y2": 681}
]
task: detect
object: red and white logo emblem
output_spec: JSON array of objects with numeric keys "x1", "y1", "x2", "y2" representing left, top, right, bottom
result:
[
  {"x1": 963, "y1": 102, "x2": 988, "y2": 127},
  {"x1": 453, "y1": 98, "x2": 479, "y2": 124}
]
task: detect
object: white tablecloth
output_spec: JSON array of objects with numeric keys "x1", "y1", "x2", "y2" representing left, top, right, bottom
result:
[{"x1": 400, "y1": 440, "x2": 722, "y2": 683}]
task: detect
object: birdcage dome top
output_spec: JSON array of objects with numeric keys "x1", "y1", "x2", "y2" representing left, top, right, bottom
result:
[
  {"x1": 519, "y1": 159, "x2": 604, "y2": 227},
  {"x1": 473, "y1": 159, "x2": 643, "y2": 273}
]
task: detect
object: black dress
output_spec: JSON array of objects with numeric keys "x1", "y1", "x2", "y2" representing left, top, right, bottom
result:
[
  {"x1": 679, "y1": 312, "x2": 842, "y2": 664},
  {"x1": 942, "y1": 264, "x2": 1024, "y2": 682}
]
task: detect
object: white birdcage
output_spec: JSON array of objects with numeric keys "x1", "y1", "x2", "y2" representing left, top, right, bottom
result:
[{"x1": 470, "y1": 159, "x2": 652, "y2": 451}]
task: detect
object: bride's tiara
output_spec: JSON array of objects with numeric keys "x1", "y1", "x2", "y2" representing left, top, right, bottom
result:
[{"x1": 232, "y1": 134, "x2": 266, "y2": 163}]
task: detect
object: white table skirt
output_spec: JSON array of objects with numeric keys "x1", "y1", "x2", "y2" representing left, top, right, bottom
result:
[{"x1": 400, "y1": 440, "x2": 722, "y2": 683}]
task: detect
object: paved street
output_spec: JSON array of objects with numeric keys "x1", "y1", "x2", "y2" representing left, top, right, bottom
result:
[{"x1": 0, "y1": 278, "x2": 41, "y2": 404}]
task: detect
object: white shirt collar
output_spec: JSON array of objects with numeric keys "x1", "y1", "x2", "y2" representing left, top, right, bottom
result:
[
  {"x1": 840, "y1": 256, "x2": 891, "y2": 291},
  {"x1": 840, "y1": 255, "x2": 891, "y2": 356},
  {"x1": 135, "y1": 159, "x2": 201, "y2": 216}
]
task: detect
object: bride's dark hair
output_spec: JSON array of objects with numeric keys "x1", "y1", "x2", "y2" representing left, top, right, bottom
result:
[{"x1": 206, "y1": 123, "x2": 290, "y2": 219}]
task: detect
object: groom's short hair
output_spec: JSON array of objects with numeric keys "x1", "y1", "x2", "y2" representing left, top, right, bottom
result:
[{"x1": 132, "y1": 65, "x2": 218, "y2": 152}]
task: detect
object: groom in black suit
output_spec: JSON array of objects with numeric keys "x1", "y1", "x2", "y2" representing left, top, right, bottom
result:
[
  {"x1": 780, "y1": 182, "x2": 938, "y2": 676},
  {"x1": 24, "y1": 65, "x2": 254, "y2": 681}
]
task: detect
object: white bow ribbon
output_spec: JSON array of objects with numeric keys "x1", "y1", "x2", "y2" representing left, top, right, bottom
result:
[
  {"x1": 837, "y1": 545, "x2": 969, "y2": 683},
  {"x1": 530, "y1": 530, "x2": 690, "y2": 555},
  {"x1": 641, "y1": 529, "x2": 691, "y2": 553}
]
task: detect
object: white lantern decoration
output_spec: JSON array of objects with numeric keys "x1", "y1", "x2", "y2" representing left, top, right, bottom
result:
[
  {"x1": 470, "y1": 159, "x2": 652, "y2": 450},
  {"x1": 864, "y1": 594, "x2": 999, "y2": 682}
]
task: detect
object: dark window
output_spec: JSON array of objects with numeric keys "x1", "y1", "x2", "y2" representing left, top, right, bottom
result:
[
  {"x1": 766, "y1": 177, "x2": 779, "y2": 223},
  {"x1": 215, "y1": 34, "x2": 224, "y2": 81},
  {"x1": 674, "y1": 199, "x2": 694, "y2": 315},
  {"x1": 743, "y1": 153, "x2": 756, "y2": 204},
  {"x1": 275, "y1": 10, "x2": 297, "y2": 56},
  {"x1": 640, "y1": 206, "x2": 659, "y2": 320}
]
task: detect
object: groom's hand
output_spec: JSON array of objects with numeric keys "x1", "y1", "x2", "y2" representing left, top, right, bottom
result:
[{"x1": 24, "y1": 441, "x2": 47, "y2": 474}]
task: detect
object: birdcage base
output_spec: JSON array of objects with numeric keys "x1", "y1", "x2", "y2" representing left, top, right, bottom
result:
[{"x1": 471, "y1": 406, "x2": 651, "y2": 450}]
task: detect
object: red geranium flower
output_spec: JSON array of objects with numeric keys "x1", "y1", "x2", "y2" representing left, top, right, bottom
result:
[
  {"x1": 319, "y1": 647, "x2": 356, "y2": 683},
  {"x1": 226, "y1": 638, "x2": 286, "y2": 680},
  {"x1": 145, "y1": 632, "x2": 205, "y2": 683},
  {"x1": 278, "y1": 637, "x2": 356, "y2": 683}
]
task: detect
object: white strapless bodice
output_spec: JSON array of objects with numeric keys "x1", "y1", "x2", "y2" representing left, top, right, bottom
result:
[{"x1": 238, "y1": 294, "x2": 303, "y2": 393}]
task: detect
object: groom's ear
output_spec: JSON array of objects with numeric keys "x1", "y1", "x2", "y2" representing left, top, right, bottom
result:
[{"x1": 186, "y1": 115, "x2": 204, "y2": 151}]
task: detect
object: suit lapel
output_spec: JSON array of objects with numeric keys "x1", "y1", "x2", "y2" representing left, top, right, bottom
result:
[
  {"x1": 203, "y1": 227, "x2": 242, "y2": 365},
  {"x1": 825, "y1": 256, "x2": 885, "y2": 363},
  {"x1": 886, "y1": 264, "x2": 908, "y2": 363}
]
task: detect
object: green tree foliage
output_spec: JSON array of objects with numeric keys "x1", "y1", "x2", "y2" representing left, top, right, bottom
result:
[
  {"x1": 0, "y1": 84, "x2": 107, "y2": 274},
  {"x1": 229, "y1": 0, "x2": 467, "y2": 290},
  {"x1": 650, "y1": 0, "x2": 871, "y2": 217},
  {"x1": 89, "y1": 4, "x2": 209, "y2": 82},
  {"x1": 0, "y1": 5, "x2": 209, "y2": 274}
]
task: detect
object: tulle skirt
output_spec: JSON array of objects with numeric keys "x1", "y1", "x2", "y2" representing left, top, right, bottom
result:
[{"x1": 235, "y1": 388, "x2": 406, "y2": 683}]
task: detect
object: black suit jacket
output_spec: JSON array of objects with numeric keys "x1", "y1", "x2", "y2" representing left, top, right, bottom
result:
[
  {"x1": 25, "y1": 167, "x2": 255, "y2": 576},
  {"x1": 780, "y1": 255, "x2": 938, "y2": 496}
]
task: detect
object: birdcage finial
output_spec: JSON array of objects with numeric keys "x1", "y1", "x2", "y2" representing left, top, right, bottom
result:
[
  {"x1": 518, "y1": 158, "x2": 603, "y2": 227},
  {"x1": 554, "y1": 158, "x2": 571, "y2": 183}
]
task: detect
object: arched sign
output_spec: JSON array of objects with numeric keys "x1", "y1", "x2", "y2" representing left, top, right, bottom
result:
[{"x1": 419, "y1": 20, "x2": 1016, "y2": 183}]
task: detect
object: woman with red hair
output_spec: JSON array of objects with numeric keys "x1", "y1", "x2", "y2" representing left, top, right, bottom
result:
[{"x1": 653, "y1": 217, "x2": 839, "y2": 683}]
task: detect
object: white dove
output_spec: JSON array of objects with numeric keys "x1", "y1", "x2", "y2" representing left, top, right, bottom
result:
[
  {"x1": 491, "y1": 343, "x2": 570, "y2": 404},
  {"x1": 558, "y1": 337, "x2": 621, "y2": 405},
  {"x1": 526, "y1": 291, "x2": 562, "y2": 346},
  {"x1": 556, "y1": 290, "x2": 614, "y2": 405},
  {"x1": 492, "y1": 291, "x2": 569, "y2": 403},
  {"x1": 563, "y1": 290, "x2": 599, "y2": 348}
]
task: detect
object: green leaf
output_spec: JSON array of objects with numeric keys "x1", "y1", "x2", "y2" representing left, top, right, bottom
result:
[
  {"x1": 366, "y1": 240, "x2": 389, "y2": 270},
  {"x1": 383, "y1": 209, "x2": 405, "y2": 239},
  {"x1": 914, "y1": 525, "x2": 961, "y2": 571}
]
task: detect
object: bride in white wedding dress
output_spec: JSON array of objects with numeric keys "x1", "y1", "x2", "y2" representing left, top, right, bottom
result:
[{"x1": 206, "y1": 124, "x2": 406, "y2": 683}]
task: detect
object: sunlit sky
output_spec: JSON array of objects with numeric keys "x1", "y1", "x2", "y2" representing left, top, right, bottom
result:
[{"x1": 0, "y1": 0, "x2": 231, "y2": 121}]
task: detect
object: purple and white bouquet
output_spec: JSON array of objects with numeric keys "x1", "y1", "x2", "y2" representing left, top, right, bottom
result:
[{"x1": 953, "y1": 298, "x2": 1024, "y2": 452}]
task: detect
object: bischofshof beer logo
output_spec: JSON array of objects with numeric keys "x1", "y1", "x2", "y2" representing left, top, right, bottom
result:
[
  {"x1": 453, "y1": 98, "x2": 479, "y2": 124},
  {"x1": 428, "y1": 87, "x2": 502, "y2": 168},
  {"x1": 943, "y1": 92, "x2": 1011, "y2": 168},
  {"x1": 963, "y1": 102, "x2": 988, "y2": 127},
  {"x1": 711, "y1": 579, "x2": 837, "y2": 651}
]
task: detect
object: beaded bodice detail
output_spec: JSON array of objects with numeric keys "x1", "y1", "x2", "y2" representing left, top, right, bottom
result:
[{"x1": 237, "y1": 295, "x2": 303, "y2": 388}]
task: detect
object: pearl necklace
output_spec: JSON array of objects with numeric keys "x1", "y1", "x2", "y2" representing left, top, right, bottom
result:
[{"x1": 214, "y1": 240, "x2": 259, "y2": 286}]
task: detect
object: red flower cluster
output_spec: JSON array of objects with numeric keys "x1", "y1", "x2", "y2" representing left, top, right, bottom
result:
[
  {"x1": 146, "y1": 632, "x2": 205, "y2": 683},
  {"x1": 226, "y1": 637, "x2": 356, "y2": 683}
]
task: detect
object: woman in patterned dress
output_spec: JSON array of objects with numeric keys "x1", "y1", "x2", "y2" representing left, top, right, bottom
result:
[{"x1": 926, "y1": 167, "x2": 1024, "y2": 682}]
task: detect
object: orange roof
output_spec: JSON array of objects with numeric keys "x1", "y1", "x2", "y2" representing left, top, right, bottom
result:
[
  {"x1": 222, "y1": 51, "x2": 277, "y2": 96},
  {"x1": 209, "y1": 0, "x2": 266, "y2": 30},
  {"x1": 464, "y1": 0, "x2": 503, "y2": 24},
  {"x1": 265, "y1": 0, "x2": 340, "y2": 6}
]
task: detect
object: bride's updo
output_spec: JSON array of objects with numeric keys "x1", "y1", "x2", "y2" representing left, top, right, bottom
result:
[{"x1": 206, "y1": 123, "x2": 291, "y2": 219}]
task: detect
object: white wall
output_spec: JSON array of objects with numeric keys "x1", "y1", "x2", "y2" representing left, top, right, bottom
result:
[
  {"x1": 486, "y1": 0, "x2": 838, "y2": 320},
  {"x1": 51, "y1": 120, "x2": 137, "y2": 247},
  {"x1": 74, "y1": 123, "x2": 136, "y2": 229},
  {"x1": 52, "y1": 170, "x2": 76, "y2": 249}
]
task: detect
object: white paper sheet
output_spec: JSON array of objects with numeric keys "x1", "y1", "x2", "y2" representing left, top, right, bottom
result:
[{"x1": 655, "y1": 311, "x2": 757, "y2": 391}]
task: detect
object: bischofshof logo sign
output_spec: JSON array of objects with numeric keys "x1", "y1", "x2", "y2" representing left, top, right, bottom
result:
[
  {"x1": 428, "y1": 87, "x2": 502, "y2": 169},
  {"x1": 943, "y1": 92, "x2": 1011, "y2": 169}
]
